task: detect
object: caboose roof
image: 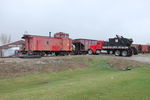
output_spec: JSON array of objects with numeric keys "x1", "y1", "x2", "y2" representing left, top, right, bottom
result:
[
  {"x1": 22, "y1": 32, "x2": 69, "y2": 39},
  {"x1": 22, "y1": 34, "x2": 50, "y2": 38}
]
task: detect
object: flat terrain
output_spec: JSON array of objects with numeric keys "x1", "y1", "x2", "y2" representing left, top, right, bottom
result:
[{"x1": 0, "y1": 54, "x2": 150, "y2": 100}]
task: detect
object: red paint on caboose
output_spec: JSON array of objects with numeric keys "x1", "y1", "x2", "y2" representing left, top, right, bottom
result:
[{"x1": 22, "y1": 32, "x2": 72, "y2": 54}]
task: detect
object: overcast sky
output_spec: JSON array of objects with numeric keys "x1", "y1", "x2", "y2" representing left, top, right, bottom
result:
[{"x1": 0, "y1": 0, "x2": 150, "y2": 44}]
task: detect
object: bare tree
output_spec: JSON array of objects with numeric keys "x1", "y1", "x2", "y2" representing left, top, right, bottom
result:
[
  {"x1": 0, "y1": 33, "x2": 11, "y2": 45},
  {"x1": 24, "y1": 31, "x2": 28, "y2": 34}
]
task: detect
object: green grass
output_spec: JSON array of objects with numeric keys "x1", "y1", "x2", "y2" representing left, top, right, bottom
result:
[{"x1": 0, "y1": 57, "x2": 150, "y2": 100}]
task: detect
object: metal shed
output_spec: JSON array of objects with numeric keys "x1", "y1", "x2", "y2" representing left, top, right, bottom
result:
[{"x1": 0, "y1": 40, "x2": 24, "y2": 57}]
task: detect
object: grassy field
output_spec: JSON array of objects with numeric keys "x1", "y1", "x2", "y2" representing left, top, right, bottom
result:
[{"x1": 0, "y1": 57, "x2": 150, "y2": 100}]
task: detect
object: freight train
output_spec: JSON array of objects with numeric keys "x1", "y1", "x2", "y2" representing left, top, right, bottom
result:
[{"x1": 20, "y1": 32, "x2": 139, "y2": 57}]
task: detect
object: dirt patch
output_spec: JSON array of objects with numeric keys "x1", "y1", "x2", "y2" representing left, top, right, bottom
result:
[
  {"x1": 0, "y1": 56, "x2": 88, "y2": 79},
  {"x1": 107, "y1": 57, "x2": 149, "y2": 71}
]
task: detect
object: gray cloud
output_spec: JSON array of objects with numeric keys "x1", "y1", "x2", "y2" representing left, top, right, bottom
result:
[{"x1": 0, "y1": 0, "x2": 150, "y2": 44}]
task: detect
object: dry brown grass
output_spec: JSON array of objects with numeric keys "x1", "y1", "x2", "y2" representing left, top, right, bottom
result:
[
  {"x1": 0, "y1": 55, "x2": 150, "y2": 79},
  {"x1": 0, "y1": 56, "x2": 88, "y2": 79}
]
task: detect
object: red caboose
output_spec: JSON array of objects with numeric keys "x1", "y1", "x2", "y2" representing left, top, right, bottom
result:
[{"x1": 22, "y1": 32, "x2": 72, "y2": 56}]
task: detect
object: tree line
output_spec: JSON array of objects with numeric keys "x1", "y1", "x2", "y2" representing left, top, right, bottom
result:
[{"x1": 0, "y1": 33, "x2": 11, "y2": 45}]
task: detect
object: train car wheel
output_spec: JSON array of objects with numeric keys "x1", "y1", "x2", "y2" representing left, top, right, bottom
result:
[
  {"x1": 115, "y1": 50, "x2": 121, "y2": 56},
  {"x1": 88, "y1": 49, "x2": 93, "y2": 55},
  {"x1": 121, "y1": 50, "x2": 128, "y2": 57},
  {"x1": 52, "y1": 52, "x2": 56, "y2": 56}
]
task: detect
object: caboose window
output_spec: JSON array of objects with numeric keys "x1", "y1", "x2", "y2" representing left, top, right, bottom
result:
[
  {"x1": 66, "y1": 34, "x2": 69, "y2": 38},
  {"x1": 46, "y1": 40, "x2": 49, "y2": 45}
]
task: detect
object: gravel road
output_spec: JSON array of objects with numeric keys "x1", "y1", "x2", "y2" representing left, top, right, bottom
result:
[
  {"x1": 124, "y1": 56, "x2": 150, "y2": 63},
  {"x1": 0, "y1": 54, "x2": 150, "y2": 64}
]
